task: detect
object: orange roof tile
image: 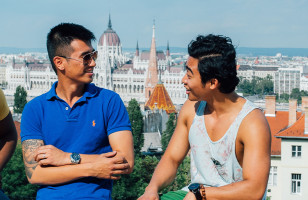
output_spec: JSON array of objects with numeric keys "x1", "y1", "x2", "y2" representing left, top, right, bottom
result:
[
  {"x1": 145, "y1": 83, "x2": 176, "y2": 114},
  {"x1": 266, "y1": 111, "x2": 302, "y2": 155},
  {"x1": 276, "y1": 114, "x2": 308, "y2": 138}
]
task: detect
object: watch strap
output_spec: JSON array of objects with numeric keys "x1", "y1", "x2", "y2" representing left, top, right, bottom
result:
[{"x1": 200, "y1": 184, "x2": 206, "y2": 200}]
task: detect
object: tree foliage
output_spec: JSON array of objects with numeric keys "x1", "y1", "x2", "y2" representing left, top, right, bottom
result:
[
  {"x1": 127, "y1": 98, "x2": 144, "y2": 155},
  {"x1": 161, "y1": 113, "x2": 176, "y2": 151},
  {"x1": 278, "y1": 89, "x2": 308, "y2": 103},
  {"x1": 112, "y1": 156, "x2": 159, "y2": 200},
  {"x1": 1, "y1": 143, "x2": 38, "y2": 200},
  {"x1": 237, "y1": 75, "x2": 274, "y2": 96},
  {"x1": 290, "y1": 88, "x2": 308, "y2": 104},
  {"x1": 14, "y1": 86, "x2": 27, "y2": 114},
  {"x1": 113, "y1": 103, "x2": 190, "y2": 200}
]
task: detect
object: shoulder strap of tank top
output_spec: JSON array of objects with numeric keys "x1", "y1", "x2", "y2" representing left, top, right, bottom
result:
[
  {"x1": 196, "y1": 101, "x2": 207, "y2": 116},
  {"x1": 232, "y1": 100, "x2": 260, "y2": 132}
]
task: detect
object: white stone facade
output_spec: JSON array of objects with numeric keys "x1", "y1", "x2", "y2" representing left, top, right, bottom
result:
[{"x1": 274, "y1": 68, "x2": 301, "y2": 96}]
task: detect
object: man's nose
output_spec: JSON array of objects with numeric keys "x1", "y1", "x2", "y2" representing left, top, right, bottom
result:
[
  {"x1": 89, "y1": 58, "x2": 96, "y2": 67},
  {"x1": 182, "y1": 74, "x2": 187, "y2": 84}
]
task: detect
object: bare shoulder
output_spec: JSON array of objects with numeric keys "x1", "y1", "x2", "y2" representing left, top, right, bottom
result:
[
  {"x1": 22, "y1": 139, "x2": 44, "y2": 179},
  {"x1": 239, "y1": 108, "x2": 271, "y2": 142},
  {"x1": 178, "y1": 100, "x2": 200, "y2": 125}
]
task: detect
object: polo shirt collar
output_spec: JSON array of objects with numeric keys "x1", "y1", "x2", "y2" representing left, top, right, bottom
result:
[{"x1": 46, "y1": 81, "x2": 98, "y2": 101}]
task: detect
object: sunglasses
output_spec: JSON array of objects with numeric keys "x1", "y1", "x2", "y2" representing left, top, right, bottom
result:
[{"x1": 58, "y1": 50, "x2": 98, "y2": 65}]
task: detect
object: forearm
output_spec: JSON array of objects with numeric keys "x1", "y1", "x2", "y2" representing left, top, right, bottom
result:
[
  {"x1": 0, "y1": 139, "x2": 17, "y2": 171},
  {"x1": 0, "y1": 112, "x2": 18, "y2": 171},
  {"x1": 29, "y1": 163, "x2": 92, "y2": 185},
  {"x1": 205, "y1": 180, "x2": 267, "y2": 200},
  {"x1": 146, "y1": 155, "x2": 180, "y2": 193}
]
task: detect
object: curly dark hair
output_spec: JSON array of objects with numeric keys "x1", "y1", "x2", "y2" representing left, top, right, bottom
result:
[
  {"x1": 47, "y1": 23, "x2": 95, "y2": 74},
  {"x1": 188, "y1": 34, "x2": 239, "y2": 93}
]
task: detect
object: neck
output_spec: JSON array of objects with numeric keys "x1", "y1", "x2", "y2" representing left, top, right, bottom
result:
[
  {"x1": 205, "y1": 91, "x2": 243, "y2": 116},
  {"x1": 56, "y1": 79, "x2": 85, "y2": 107}
]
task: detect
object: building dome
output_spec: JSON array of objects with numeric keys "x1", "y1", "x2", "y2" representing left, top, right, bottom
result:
[{"x1": 98, "y1": 16, "x2": 120, "y2": 46}]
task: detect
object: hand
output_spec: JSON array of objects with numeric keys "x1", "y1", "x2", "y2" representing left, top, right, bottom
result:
[
  {"x1": 34, "y1": 145, "x2": 70, "y2": 166},
  {"x1": 138, "y1": 190, "x2": 159, "y2": 200},
  {"x1": 90, "y1": 151, "x2": 130, "y2": 180},
  {"x1": 183, "y1": 192, "x2": 196, "y2": 200}
]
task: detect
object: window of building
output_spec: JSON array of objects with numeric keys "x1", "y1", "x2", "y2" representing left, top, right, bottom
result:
[
  {"x1": 291, "y1": 174, "x2": 301, "y2": 194},
  {"x1": 292, "y1": 145, "x2": 301, "y2": 157},
  {"x1": 268, "y1": 166, "x2": 278, "y2": 186}
]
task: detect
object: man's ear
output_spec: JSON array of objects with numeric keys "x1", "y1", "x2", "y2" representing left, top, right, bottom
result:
[
  {"x1": 209, "y1": 78, "x2": 219, "y2": 89},
  {"x1": 53, "y1": 56, "x2": 65, "y2": 71}
]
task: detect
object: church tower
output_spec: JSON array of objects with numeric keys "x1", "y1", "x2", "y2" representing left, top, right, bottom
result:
[{"x1": 145, "y1": 22, "x2": 159, "y2": 99}]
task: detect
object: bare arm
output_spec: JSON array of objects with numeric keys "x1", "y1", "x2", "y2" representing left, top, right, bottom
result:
[
  {"x1": 200, "y1": 109, "x2": 271, "y2": 200},
  {"x1": 22, "y1": 139, "x2": 130, "y2": 185},
  {"x1": 138, "y1": 101, "x2": 194, "y2": 200},
  {"x1": 34, "y1": 130, "x2": 134, "y2": 173},
  {"x1": 0, "y1": 112, "x2": 17, "y2": 171},
  {"x1": 108, "y1": 130, "x2": 134, "y2": 173}
]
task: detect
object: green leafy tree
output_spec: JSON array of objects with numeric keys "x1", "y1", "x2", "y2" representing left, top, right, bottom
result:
[
  {"x1": 112, "y1": 156, "x2": 159, "y2": 200},
  {"x1": 1, "y1": 143, "x2": 39, "y2": 200},
  {"x1": 127, "y1": 98, "x2": 144, "y2": 155},
  {"x1": 278, "y1": 93, "x2": 290, "y2": 102},
  {"x1": 290, "y1": 88, "x2": 308, "y2": 104},
  {"x1": 237, "y1": 76, "x2": 273, "y2": 96},
  {"x1": 14, "y1": 85, "x2": 27, "y2": 113},
  {"x1": 161, "y1": 113, "x2": 176, "y2": 151}
]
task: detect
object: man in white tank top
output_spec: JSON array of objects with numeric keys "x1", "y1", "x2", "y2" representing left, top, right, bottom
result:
[{"x1": 139, "y1": 34, "x2": 271, "y2": 200}]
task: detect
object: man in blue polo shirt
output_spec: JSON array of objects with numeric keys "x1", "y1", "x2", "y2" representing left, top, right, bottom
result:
[{"x1": 21, "y1": 23, "x2": 134, "y2": 199}]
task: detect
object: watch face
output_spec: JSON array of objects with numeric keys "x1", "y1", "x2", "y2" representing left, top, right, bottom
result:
[
  {"x1": 188, "y1": 183, "x2": 200, "y2": 190},
  {"x1": 71, "y1": 153, "x2": 80, "y2": 164}
]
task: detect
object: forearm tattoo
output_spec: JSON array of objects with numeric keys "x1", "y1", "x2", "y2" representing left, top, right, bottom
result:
[{"x1": 22, "y1": 139, "x2": 44, "y2": 179}]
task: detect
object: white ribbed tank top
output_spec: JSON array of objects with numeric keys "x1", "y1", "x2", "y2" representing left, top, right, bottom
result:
[{"x1": 188, "y1": 100, "x2": 266, "y2": 199}]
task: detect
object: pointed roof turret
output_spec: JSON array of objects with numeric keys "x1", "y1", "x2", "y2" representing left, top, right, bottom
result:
[
  {"x1": 166, "y1": 41, "x2": 170, "y2": 57},
  {"x1": 145, "y1": 20, "x2": 159, "y2": 99},
  {"x1": 108, "y1": 14, "x2": 112, "y2": 29},
  {"x1": 98, "y1": 14, "x2": 120, "y2": 46},
  {"x1": 135, "y1": 41, "x2": 139, "y2": 57},
  {"x1": 145, "y1": 81, "x2": 177, "y2": 114}
]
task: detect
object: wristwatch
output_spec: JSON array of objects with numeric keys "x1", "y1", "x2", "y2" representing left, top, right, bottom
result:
[
  {"x1": 70, "y1": 152, "x2": 81, "y2": 164},
  {"x1": 188, "y1": 183, "x2": 206, "y2": 200}
]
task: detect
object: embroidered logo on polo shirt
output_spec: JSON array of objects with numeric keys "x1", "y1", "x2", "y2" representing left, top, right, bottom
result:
[{"x1": 92, "y1": 120, "x2": 96, "y2": 127}]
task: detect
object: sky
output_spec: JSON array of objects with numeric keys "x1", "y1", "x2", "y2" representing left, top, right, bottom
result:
[{"x1": 1, "y1": 0, "x2": 308, "y2": 49}]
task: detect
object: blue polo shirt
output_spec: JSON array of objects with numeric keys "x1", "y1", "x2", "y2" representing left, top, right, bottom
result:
[{"x1": 21, "y1": 82, "x2": 132, "y2": 200}]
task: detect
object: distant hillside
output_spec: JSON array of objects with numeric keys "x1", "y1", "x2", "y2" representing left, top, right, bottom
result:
[
  {"x1": 1, "y1": 46, "x2": 307, "y2": 57},
  {"x1": 236, "y1": 47, "x2": 308, "y2": 57},
  {"x1": 125, "y1": 46, "x2": 308, "y2": 57}
]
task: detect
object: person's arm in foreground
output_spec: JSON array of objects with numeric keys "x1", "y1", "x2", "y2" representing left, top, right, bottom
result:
[
  {"x1": 33, "y1": 130, "x2": 134, "y2": 173},
  {"x1": 184, "y1": 109, "x2": 271, "y2": 200},
  {"x1": 0, "y1": 112, "x2": 17, "y2": 171},
  {"x1": 138, "y1": 101, "x2": 193, "y2": 200},
  {"x1": 22, "y1": 137, "x2": 131, "y2": 185}
]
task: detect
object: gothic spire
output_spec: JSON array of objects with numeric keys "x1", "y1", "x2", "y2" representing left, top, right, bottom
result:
[
  {"x1": 135, "y1": 41, "x2": 139, "y2": 57},
  {"x1": 166, "y1": 40, "x2": 170, "y2": 57},
  {"x1": 108, "y1": 14, "x2": 112, "y2": 29},
  {"x1": 152, "y1": 20, "x2": 155, "y2": 38}
]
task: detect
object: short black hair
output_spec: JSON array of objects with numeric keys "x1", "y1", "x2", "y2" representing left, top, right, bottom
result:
[
  {"x1": 188, "y1": 34, "x2": 239, "y2": 93},
  {"x1": 47, "y1": 23, "x2": 95, "y2": 74}
]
